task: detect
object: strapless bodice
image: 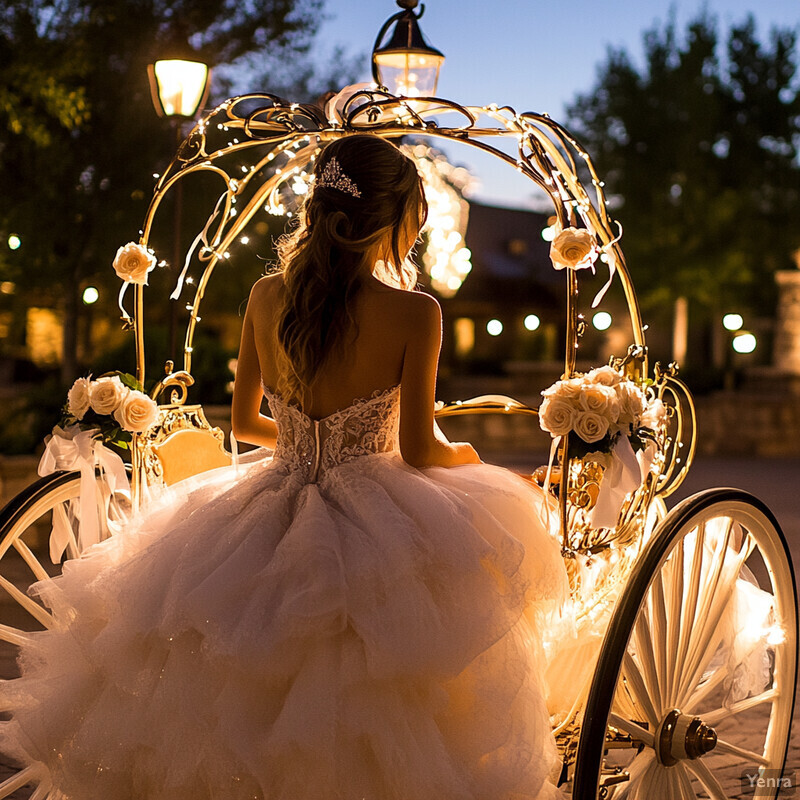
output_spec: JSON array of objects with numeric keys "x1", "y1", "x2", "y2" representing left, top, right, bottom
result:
[{"x1": 263, "y1": 384, "x2": 401, "y2": 482}]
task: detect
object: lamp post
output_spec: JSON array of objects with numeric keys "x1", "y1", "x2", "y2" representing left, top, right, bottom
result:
[
  {"x1": 147, "y1": 47, "x2": 211, "y2": 360},
  {"x1": 372, "y1": 1, "x2": 444, "y2": 97}
]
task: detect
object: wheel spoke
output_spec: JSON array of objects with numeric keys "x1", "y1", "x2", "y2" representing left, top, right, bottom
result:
[
  {"x1": 686, "y1": 664, "x2": 728, "y2": 710},
  {"x1": 673, "y1": 762, "x2": 696, "y2": 800},
  {"x1": 685, "y1": 758, "x2": 731, "y2": 800},
  {"x1": 714, "y1": 736, "x2": 770, "y2": 766},
  {"x1": 664, "y1": 769, "x2": 685, "y2": 800},
  {"x1": 678, "y1": 558, "x2": 751, "y2": 708},
  {"x1": 0, "y1": 622, "x2": 33, "y2": 647},
  {"x1": 675, "y1": 521, "x2": 706, "y2": 680},
  {"x1": 0, "y1": 574, "x2": 53, "y2": 628},
  {"x1": 612, "y1": 749, "x2": 655, "y2": 800},
  {"x1": 28, "y1": 783, "x2": 51, "y2": 800},
  {"x1": 678, "y1": 521, "x2": 747, "y2": 705},
  {"x1": 12, "y1": 538, "x2": 50, "y2": 583},
  {"x1": 621, "y1": 651, "x2": 660, "y2": 726},
  {"x1": 632, "y1": 600, "x2": 663, "y2": 716},
  {"x1": 665, "y1": 535, "x2": 684, "y2": 706},
  {"x1": 608, "y1": 712, "x2": 655, "y2": 747},
  {"x1": 650, "y1": 568, "x2": 669, "y2": 708},
  {"x1": 0, "y1": 765, "x2": 40, "y2": 798},
  {"x1": 702, "y1": 688, "x2": 778, "y2": 726}
]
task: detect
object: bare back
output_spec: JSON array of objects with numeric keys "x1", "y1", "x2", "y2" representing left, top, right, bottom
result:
[{"x1": 249, "y1": 272, "x2": 415, "y2": 418}]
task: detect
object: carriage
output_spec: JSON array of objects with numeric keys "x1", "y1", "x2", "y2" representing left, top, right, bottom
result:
[{"x1": 0, "y1": 85, "x2": 796, "y2": 800}]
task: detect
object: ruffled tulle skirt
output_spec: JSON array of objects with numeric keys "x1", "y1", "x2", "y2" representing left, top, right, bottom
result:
[{"x1": 1, "y1": 452, "x2": 569, "y2": 800}]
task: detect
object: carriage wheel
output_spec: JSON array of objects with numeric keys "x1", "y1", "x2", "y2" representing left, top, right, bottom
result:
[
  {"x1": 0, "y1": 470, "x2": 83, "y2": 799},
  {"x1": 573, "y1": 489, "x2": 798, "y2": 800}
]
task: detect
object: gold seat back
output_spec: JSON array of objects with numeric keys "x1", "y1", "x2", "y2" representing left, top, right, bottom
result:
[{"x1": 140, "y1": 405, "x2": 230, "y2": 487}]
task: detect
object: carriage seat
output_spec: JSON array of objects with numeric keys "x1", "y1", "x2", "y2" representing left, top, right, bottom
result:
[{"x1": 140, "y1": 405, "x2": 231, "y2": 487}]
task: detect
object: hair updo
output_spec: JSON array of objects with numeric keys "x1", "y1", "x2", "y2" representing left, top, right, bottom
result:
[{"x1": 275, "y1": 134, "x2": 427, "y2": 403}]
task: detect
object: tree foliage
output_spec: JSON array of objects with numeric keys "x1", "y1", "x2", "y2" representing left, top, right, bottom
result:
[
  {"x1": 0, "y1": 0, "x2": 350, "y2": 380},
  {"x1": 567, "y1": 13, "x2": 800, "y2": 324}
]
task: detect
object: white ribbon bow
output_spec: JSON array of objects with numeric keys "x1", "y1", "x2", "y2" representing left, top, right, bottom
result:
[
  {"x1": 590, "y1": 435, "x2": 642, "y2": 530},
  {"x1": 38, "y1": 427, "x2": 130, "y2": 562}
]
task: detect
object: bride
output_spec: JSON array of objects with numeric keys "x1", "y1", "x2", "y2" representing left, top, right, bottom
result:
[{"x1": 1, "y1": 134, "x2": 569, "y2": 799}]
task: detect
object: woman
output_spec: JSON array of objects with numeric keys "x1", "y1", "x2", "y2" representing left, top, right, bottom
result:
[{"x1": 1, "y1": 134, "x2": 568, "y2": 799}]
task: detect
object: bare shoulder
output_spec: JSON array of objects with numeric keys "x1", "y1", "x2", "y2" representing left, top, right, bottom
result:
[
  {"x1": 247, "y1": 272, "x2": 284, "y2": 315},
  {"x1": 373, "y1": 286, "x2": 441, "y2": 335},
  {"x1": 250, "y1": 272, "x2": 284, "y2": 301}
]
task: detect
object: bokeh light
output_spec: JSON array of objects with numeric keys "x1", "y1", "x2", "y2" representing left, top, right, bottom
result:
[
  {"x1": 523, "y1": 314, "x2": 540, "y2": 331},
  {"x1": 82, "y1": 286, "x2": 99, "y2": 305},
  {"x1": 732, "y1": 332, "x2": 757, "y2": 354},
  {"x1": 592, "y1": 311, "x2": 612, "y2": 331},
  {"x1": 723, "y1": 313, "x2": 744, "y2": 331},
  {"x1": 487, "y1": 319, "x2": 503, "y2": 336}
]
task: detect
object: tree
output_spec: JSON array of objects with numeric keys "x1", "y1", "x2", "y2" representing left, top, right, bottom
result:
[
  {"x1": 0, "y1": 0, "x2": 352, "y2": 382},
  {"x1": 567, "y1": 12, "x2": 800, "y2": 367}
]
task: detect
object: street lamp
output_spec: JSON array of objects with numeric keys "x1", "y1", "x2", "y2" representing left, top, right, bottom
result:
[
  {"x1": 147, "y1": 43, "x2": 211, "y2": 360},
  {"x1": 148, "y1": 57, "x2": 210, "y2": 120},
  {"x1": 372, "y1": 1, "x2": 445, "y2": 97}
]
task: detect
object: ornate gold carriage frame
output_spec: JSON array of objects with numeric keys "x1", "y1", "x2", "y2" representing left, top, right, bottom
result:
[
  {"x1": 0, "y1": 87, "x2": 796, "y2": 800},
  {"x1": 129, "y1": 88, "x2": 697, "y2": 543}
]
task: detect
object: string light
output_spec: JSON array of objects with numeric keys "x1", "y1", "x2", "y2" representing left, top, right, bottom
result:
[{"x1": 406, "y1": 143, "x2": 474, "y2": 297}]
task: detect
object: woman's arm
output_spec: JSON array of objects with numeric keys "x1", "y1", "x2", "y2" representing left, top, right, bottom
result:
[
  {"x1": 231, "y1": 286, "x2": 279, "y2": 449},
  {"x1": 399, "y1": 292, "x2": 480, "y2": 468}
]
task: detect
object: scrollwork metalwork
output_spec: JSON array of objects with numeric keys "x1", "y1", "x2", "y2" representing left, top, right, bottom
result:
[{"x1": 129, "y1": 84, "x2": 696, "y2": 543}]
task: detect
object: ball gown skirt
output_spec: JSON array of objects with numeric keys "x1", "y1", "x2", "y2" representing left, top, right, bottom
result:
[{"x1": 0, "y1": 385, "x2": 570, "y2": 800}]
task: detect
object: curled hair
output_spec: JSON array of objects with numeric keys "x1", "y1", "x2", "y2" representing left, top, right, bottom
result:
[{"x1": 275, "y1": 134, "x2": 427, "y2": 404}]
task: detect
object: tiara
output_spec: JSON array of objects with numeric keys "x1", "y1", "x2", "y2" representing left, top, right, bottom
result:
[{"x1": 316, "y1": 157, "x2": 361, "y2": 198}]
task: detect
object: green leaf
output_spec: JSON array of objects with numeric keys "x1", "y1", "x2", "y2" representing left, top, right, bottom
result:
[{"x1": 117, "y1": 372, "x2": 143, "y2": 392}]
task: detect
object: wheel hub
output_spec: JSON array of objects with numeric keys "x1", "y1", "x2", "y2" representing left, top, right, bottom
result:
[{"x1": 656, "y1": 708, "x2": 717, "y2": 766}]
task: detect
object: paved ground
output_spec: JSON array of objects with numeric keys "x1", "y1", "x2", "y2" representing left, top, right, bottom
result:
[{"x1": 1, "y1": 453, "x2": 799, "y2": 797}]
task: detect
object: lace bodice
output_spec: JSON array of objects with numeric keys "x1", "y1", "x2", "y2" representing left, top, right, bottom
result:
[{"x1": 264, "y1": 384, "x2": 401, "y2": 482}]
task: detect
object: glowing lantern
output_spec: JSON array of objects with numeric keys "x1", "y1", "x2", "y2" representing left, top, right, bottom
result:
[{"x1": 372, "y1": 1, "x2": 445, "y2": 97}]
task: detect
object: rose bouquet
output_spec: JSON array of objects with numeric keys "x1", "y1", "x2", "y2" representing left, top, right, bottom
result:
[
  {"x1": 539, "y1": 365, "x2": 665, "y2": 457},
  {"x1": 59, "y1": 372, "x2": 159, "y2": 449},
  {"x1": 37, "y1": 373, "x2": 157, "y2": 559},
  {"x1": 539, "y1": 366, "x2": 667, "y2": 529}
]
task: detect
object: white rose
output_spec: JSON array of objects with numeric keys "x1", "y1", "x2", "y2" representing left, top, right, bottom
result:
[
  {"x1": 587, "y1": 365, "x2": 623, "y2": 387},
  {"x1": 112, "y1": 242, "x2": 156, "y2": 285},
  {"x1": 539, "y1": 395, "x2": 576, "y2": 438},
  {"x1": 573, "y1": 411, "x2": 610, "y2": 443},
  {"x1": 67, "y1": 376, "x2": 91, "y2": 420},
  {"x1": 549, "y1": 227, "x2": 599, "y2": 271},
  {"x1": 113, "y1": 390, "x2": 159, "y2": 433},
  {"x1": 89, "y1": 376, "x2": 127, "y2": 415},
  {"x1": 616, "y1": 381, "x2": 647, "y2": 425},
  {"x1": 543, "y1": 377, "x2": 583, "y2": 403},
  {"x1": 640, "y1": 398, "x2": 667, "y2": 431},
  {"x1": 579, "y1": 382, "x2": 620, "y2": 422}
]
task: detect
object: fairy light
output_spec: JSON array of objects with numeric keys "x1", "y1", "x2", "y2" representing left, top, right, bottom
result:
[{"x1": 406, "y1": 143, "x2": 475, "y2": 297}]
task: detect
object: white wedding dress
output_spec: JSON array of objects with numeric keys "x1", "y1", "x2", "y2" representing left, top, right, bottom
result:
[{"x1": 1, "y1": 383, "x2": 570, "y2": 800}]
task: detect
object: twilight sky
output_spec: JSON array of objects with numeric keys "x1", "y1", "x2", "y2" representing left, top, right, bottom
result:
[{"x1": 316, "y1": 0, "x2": 800, "y2": 207}]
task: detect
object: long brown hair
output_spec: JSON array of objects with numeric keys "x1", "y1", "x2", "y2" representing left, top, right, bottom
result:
[{"x1": 275, "y1": 134, "x2": 427, "y2": 403}]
